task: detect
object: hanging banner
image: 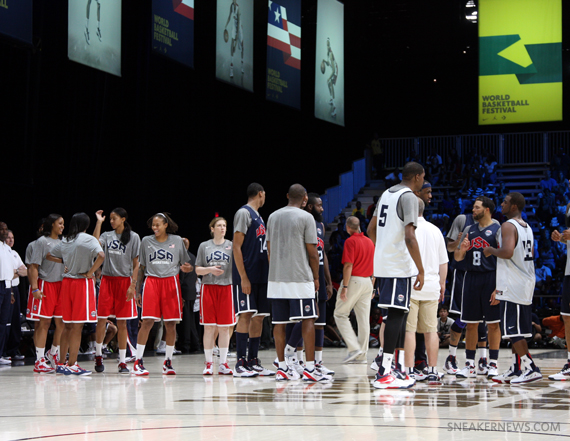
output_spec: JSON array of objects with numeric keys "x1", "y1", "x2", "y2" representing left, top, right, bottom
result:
[
  {"x1": 68, "y1": 0, "x2": 122, "y2": 76},
  {"x1": 479, "y1": 0, "x2": 562, "y2": 125},
  {"x1": 216, "y1": 0, "x2": 254, "y2": 92},
  {"x1": 0, "y1": 0, "x2": 32, "y2": 44},
  {"x1": 266, "y1": 0, "x2": 301, "y2": 109},
  {"x1": 314, "y1": 0, "x2": 344, "y2": 126},
  {"x1": 152, "y1": 0, "x2": 194, "y2": 68}
]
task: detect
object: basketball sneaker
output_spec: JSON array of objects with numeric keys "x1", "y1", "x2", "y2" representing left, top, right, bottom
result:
[
  {"x1": 370, "y1": 353, "x2": 382, "y2": 371},
  {"x1": 162, "y1": 359, "x2": 176, "y2": 375},
  {"x1": 45, "y1": 349, "x2": 58, "y2": 367},
  {"x1": 393, "y1": 369, "x2": 416, "y2": 388},
  {"x1": 118, "y1": 362, "x2": 130, "y2": 374},
  {"x1": 248, "y1": 358, "x2": 274, "y2": 376},
  {"x1": 316, "y1": 362, "x2": 335, "y2": 376},
  {"x1": 34, "y1": 358, "x2": 55, "y2": 374},
  {"x1": 302, "y1": 367, "x2": 332, "y2": 382},
  {"x1": 68, "y1": 362, "x2": 92, "y2": 376},
  {"x1": 373, "y1": 372, "x2": 413, "y2": 389},
  {"x1": 218, "y1": 362, "x2": 233, "y2": 375},
  {"x1": 125, "y1": 355, "x2": 136, "y2": 363},
  {"x1": 456, "y1": 363, "x2": 476, "y2": 379},
  {"x1": 426, "y1": 369, "x2": 443, "y2": 384},
  {"x1": 56, "y1": 363, "x2": 70, "y2": 375},
  {"x1": 487, "y1": 362, "x2": 499, "y2": 378},
  {"x1": 443, "y1": 355, "x2": 459, "y2": 375},
  {"x1": 477, "y1": 357, "x2": 488, "y2": 375},
  {"x1": 94, "y1": 356, "x2": 104, "y2": 373},
  {"x1": 492, "y1": 365, "x2": 521, "y2": 384},
  {"x1": 511, "y1": 367, "x2": 542, "y2": 385},
  {"x1": 275, "y1": 367, "x2": 300, "y2": 381},
  {"x1": 548, "y1": 363, "x2": 570, "y2": 381},
  {"x1": 273, "y1": 357, "x2": 279, "y2": 368},
  {"x1": 409, "y1": 368, "x2": 426, "y2": 381},
  {"x1": 203, "y1": 361, "x2": 213, "y2": 375},
  {"x1": 234, "y1": 358, "x2": 257, "y2": 377},
  {"x1": 132, "y1": 359, "x2": 149, "y2": 376},
  {"x1": 287, "y1": 357, "x2": 304, "y2": 375}
]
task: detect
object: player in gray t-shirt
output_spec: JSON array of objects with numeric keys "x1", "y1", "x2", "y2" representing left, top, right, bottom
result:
[{"x1": 196, "y1": 217, "x2": 235, "y2": 375}]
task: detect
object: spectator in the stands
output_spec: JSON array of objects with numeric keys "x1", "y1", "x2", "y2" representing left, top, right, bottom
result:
[
  {"x1": 483, "y1": 154, "x2": 498, "y2": 185},
  {"x1": 535, "y1": 257, "x2": 553, "y2": 297},
  {"x1": 405, "y1": 148, "x2": 420, "y2": 164},
  {"x1": 437, "y1": 305, "x2": 454, "y2": 348},
  {"x1": 426, "y1": 149, "x2": 442, "y2": 185},
  {"x1": 541, "y1": 170, "x2": 558, "y2": 192},
  {"x1": 542, "y1": 315, "x2": 566, "y2": 348},
  {"x1": 367, "y1": 195, "x2": 379, "y2": 221},
  {"x1": 537, "y1": 189, "x2": 557, "y2": 223}
]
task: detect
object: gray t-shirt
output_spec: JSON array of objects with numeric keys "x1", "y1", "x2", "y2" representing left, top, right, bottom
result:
[
  {"x1": 196, "y1": 239, "x2": 233, "y2": 285},
  {"x1": 139, "y1": 234, "x2": 189, "y2": 278},
  {"x1": 373, "y1": 184, "x2": 419, "y2": 228},
  {"x1": 25, "y1": 240, "x2": 35, "y2": 266},
  {"x1": 50, "y1": 233, "x2": 103, "y2": 279},
  {"x1": 233, "y1": 206, "x2": 256, "y2": 233},
  {"x1": 29, "y1": 236, "x2": 65, "y2": 282},
  {"x1": 99, "y1": 231, "x2": 141, "y2": 277},
  {"x1": 266, "y1": 206, "x2": 318, "y2": 283},
  {"x1": 447, "y1": 214, "x2": 467, "y2": 242}
]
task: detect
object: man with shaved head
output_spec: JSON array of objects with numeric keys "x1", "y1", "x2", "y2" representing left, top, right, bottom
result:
[{"x1": 266, "y1": 184, "x2": 331, "y2": 382}]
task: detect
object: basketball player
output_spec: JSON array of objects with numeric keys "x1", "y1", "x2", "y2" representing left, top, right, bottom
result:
[
  {"x1": 134, "y1": 213, "x2": 192, "y2": 376},
  {"x1": 84, "y1": 0, "x2": 102, "y2": 45},
  {"x1": 322, "y1": 38, "x2": 338, "y2": 118},
  {"x1": 224, "y1": 0, "x2": 244, "y2": 79},
  {"x1": 267, "y1": 184, "x2": 331, "y2": 382},
  {"x1": 27, "y1": 214, "x2": 65, "y2": 373},
  {"x1": 550, "y1": 203, "x2": 570, "y2": 381},
  {"x1": 196, "y1": 217, "x2": 236, "y2": 376},
  {"x1": 454, "y1": 196, "x2": 501, "y2": 379},
  {"x1": 47, "y1": 213, "x2": 105, "y2": 376},
  {"x1": 92, "y1": 208, "x2": 140, "y2": 375},
  {"x1": 232, "y1": 183, "x2": 273, "y2": 377},
  {"x1": 484, "y1": 192, "x2": 542, "y2": 385},
  {"x1": 367, "y1": 161, "x2": 425, "y2": 389}
]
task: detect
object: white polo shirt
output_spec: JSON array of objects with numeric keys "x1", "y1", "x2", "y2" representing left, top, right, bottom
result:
[
  {"x1": 0, "y1": 241, "x2": 15, "y2": 287},
  {"x1": 411, "y1": 217, "x2": 448, "y2": 301}
]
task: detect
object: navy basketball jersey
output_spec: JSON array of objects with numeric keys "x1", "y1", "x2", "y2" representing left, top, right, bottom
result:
[
  {"x1": 463, "y1": 222, "x2": 501, "y2": 272},
  {"x1": 316, "y1": 220, "x2": 327, "y2": 299},
  {"x1": 453, "y1": 214, "x2": 475, "y2": 272},
  {"x1": 232, "y1": 205, "x2": 269, "y2": 284}
]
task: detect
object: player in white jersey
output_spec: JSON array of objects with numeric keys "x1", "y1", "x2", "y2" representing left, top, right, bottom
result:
[
  {"x1": 224, "y1": 0, "x2": 244, "y2": 78},
  {"x1": 135, "y1": 213, "x2": 192, "y2": 376},
  {"x1": 196, "y1": 217, "x2": 235, "y2": 376},
  {"x1": 84, "y1": 0, "x2": 102, "y2": 45},
  {"x1": 92, "y1": 208, "x2": 141, "y2": 374},
  {"x1": 367, "y1": 162, "x2": 425, "y2": 389},
  {"x1": 549, "y1": 202, "x2": 570, "y2": 380},
  {"x1": 483, "y1": 192, "x2": 542, "y2": 385}
]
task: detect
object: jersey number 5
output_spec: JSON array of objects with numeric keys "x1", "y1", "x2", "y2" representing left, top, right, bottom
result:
[{"x1": 378, "y1": 205, "x2": 389, "y2": 227}]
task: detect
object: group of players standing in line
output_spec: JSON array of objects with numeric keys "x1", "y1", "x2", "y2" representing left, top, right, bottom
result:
[{"x1": 22, "y1": 165, "x2": 570, "y2": 386}]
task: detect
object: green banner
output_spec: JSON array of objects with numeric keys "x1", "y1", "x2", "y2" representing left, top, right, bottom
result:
[{"x1": 479, "y1": 0, "x2": 562, "y2": 125}]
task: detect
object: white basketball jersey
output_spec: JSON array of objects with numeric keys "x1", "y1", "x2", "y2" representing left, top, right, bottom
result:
[
  {"x1": 495, "y1": 219, "x2": 535, "y2": 305},
  {"x1": 373, "y1": 187, "x2": 415, "y2": 278}
]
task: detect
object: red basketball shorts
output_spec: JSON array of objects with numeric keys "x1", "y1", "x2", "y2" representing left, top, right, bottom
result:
[
  {"x1": 61, "y1": 278, "x2": 97, "y2": 323},
  {"x1": 97, "y1": 276, "x2": 137, "y2": 320},
  {"x1": 26, "y1": 279, "x2": 62, "y2": 321},
  {"x1": 141, "y1": 276, "x2": 182, "y2": 321},
  {"x1": 200, "y1": 284, "x2": 236, "y2": 326}
]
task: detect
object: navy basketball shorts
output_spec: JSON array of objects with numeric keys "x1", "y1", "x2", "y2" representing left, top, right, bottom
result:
[
  {"x1": 271, "y1": 298, "x2": 317, "y2": 324},
  {"x1": 500, "y1": 300, "x2": 532, "y2": 339},
  {"x1": 315, "y1": 299, "x2": 327, "y2": 326},
  {"x1": 461, "y1": 271, "x2": 500, "y2": 324},
  {"x1": 376, "y1": 277, "x2": 412, "y2": 312},
  {"x1": 449, "y1": 269, "x2": 466, "y2": 315},
  {"x1": 233, "y1": 283, "x2": 270, "y2": 317}
]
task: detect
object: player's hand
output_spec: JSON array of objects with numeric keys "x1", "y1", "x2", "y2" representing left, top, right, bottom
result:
[
  {"x1": 562, "y1": 229, "x2": 570, "y2": 242},
  {"x1": 326, "y1": 284, "x2": 333, "y2": 300},
  {"x1": 80, "y1": 272, "x2": 94, "y2": 279},
  {"x1": 126, "y1": 285, "x2": 136, "y2": 301},
  {"x1": 136, "y1": 293, "x2": 143, "y2": 308},
  {"x1": 32, "y1": 289, "x2": 44, "y2": 300},
  {"x1": 95, "y1": 210, "x2": 106, "y2": 222},
  {"x1": 241, "y1": 277, "x2": 251, "y2": 295},
  {"x1": 180, "y1": 263, "x2": 193, "y2": 273},
  {"x1": 439, "y1": 283, "x2": 445, "y2": 303},
  {"x1": 210, "y1": 266, "x2": 224, "y2": 276},
  {"x1": 314, "y1": 278, "x2": 320, "y2": 293},
  {"x1": 490, "y1": 290, "x2": 499, "y2": 306},
  {"x1": 413, "y1": 273, "x2": 424, "y2": 291},
  {"x1": 340, "y1": 287, "x2": 348, "y2": 302},
  {"x1": 10, "y1": 293, "x2": 15, "y2": 305},
  {"x1": 552, "y1": 230, "x2": 562, "y2": 242},
  {"x1": 483, "y1": 246, "x2": 494, "y2": 257},
  {"x1": 460, "y1": 236, "x2": 470, "y2": 252}
]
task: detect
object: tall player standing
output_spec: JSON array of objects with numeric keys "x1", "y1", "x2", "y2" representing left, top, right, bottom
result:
[
  {"x1": 367, "y1": 162, "x2": 425, "y2": 389},
  {"x1": 135, "y1": 213, "x2": 192, "y2": 376},
  {"x1": 232, "y1": 183, "x2": 273, "y2": 377},
  {"x1": 92, "y1": 208, "x2": 140, "y2": 374},
  {"x1": 484, "y1": 192, "x2": 542, "y2": 385}
]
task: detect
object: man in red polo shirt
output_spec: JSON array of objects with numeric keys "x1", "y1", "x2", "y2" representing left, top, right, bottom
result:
[{"x1": 334, "y1": 216, "x2": 375, "y2": 363}]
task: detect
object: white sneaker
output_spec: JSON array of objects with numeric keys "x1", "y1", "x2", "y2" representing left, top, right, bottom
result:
[
  {"x1": 316, "y1": 362, "x2": 335, "y2": 376},
  {"x1": 443, "y1": 355, "x2": 459, "y2": 375},
  {"x1": 248, "y1": 358, "x2": 274, "y2": 376},
  {"x1": 456, "y1": 363, "x2": 476, "y2": 379},
  {"x1": 492, "y1": 365, "x2": 521, "y2": 384},
  {"x1": 0, "y1": 357, "x2": 11, "y2": 365},
  {"x1": 303, "y1": 367, "x2": 332, "y2": 382},
  {"x1": 218, "y1": 362, "x2": 233, "y2": 375},
  {"x1": 203, "y1": 361, "x2": 213, "y2": 375},
  {"x1": 275, "y1": 367, "x2": 300, "y2": 381},
  {"x1": 548, "y1": 363, "x2": 570, "y2": 381},
  {"x1": 477, "y1": 357, "x2": 489, "y2": 375},
  {"x1": 487, "y1": 362, "x2": 499, "y2": 378},
  {"x1": 511, "y1": 367, "x2": 542, "y2": 385},
  {"x1": 287, "y1": 357, "x2": 304, "y2": 375}
]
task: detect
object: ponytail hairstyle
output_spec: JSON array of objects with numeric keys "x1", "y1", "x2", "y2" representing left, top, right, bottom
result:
[
  {"x1": 65, "y1": 212, "x2": 90, "y2": 241},
  {"x1": 147, "y1": 212, "x2": 179, "y2": 234},
  {"x1": 42, "y1": 214, "x2": 63, "y2": 239},
  {"x1": 36, "y1": 217, "x2": 47, "y2": 238},
  {"x1": 111, "y1": 207, "x2": 132, "y2": 245}
]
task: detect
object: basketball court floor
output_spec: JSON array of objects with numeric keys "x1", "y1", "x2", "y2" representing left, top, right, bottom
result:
[{"x1": 1, "y1": 348, "x2": 569, "y2": 441}]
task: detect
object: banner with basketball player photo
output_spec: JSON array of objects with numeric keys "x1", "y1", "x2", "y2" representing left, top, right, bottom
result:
[
  {"x1": 266, "y1": 0, "x2": 301, "y2": 109},
  {"x1": 314, "y1": 0, "x2": 344, "y2": 126},
  {"x1": 0, "y1": 0, "x2": 33, "y2": 44},
  {"x1": 478, "y1": 0, "x2": 562, "y2": 125},
  {"x1": 68, "y1": 0, "x2": 122, "y2": 76},
  {"x1": 216, "y1": 0, "x2": 254, "y2": 92},
  {"x1": 152, "y1": 0, "x2": 194, "y2": 68}
]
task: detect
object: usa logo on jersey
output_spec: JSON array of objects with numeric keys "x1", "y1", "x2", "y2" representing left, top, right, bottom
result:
[
  {"x1": 256, "y1": 224, "x2": 266, "y2": 238},
  {"x1": 469, "y1": 237, "x2": 491, "y2": 250},
  {"x1": 106, "y1": 239, "x2": 126, "y2": 255},
  {"x1": 149, "y1": 249, "x2": 174, "y2": 263},
  {"x1": 206, "y1": 251, "x2": 230, "y2": 264},
  {"x1": 317, "y1": 237, "x2": 325, "y2": 251}
]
